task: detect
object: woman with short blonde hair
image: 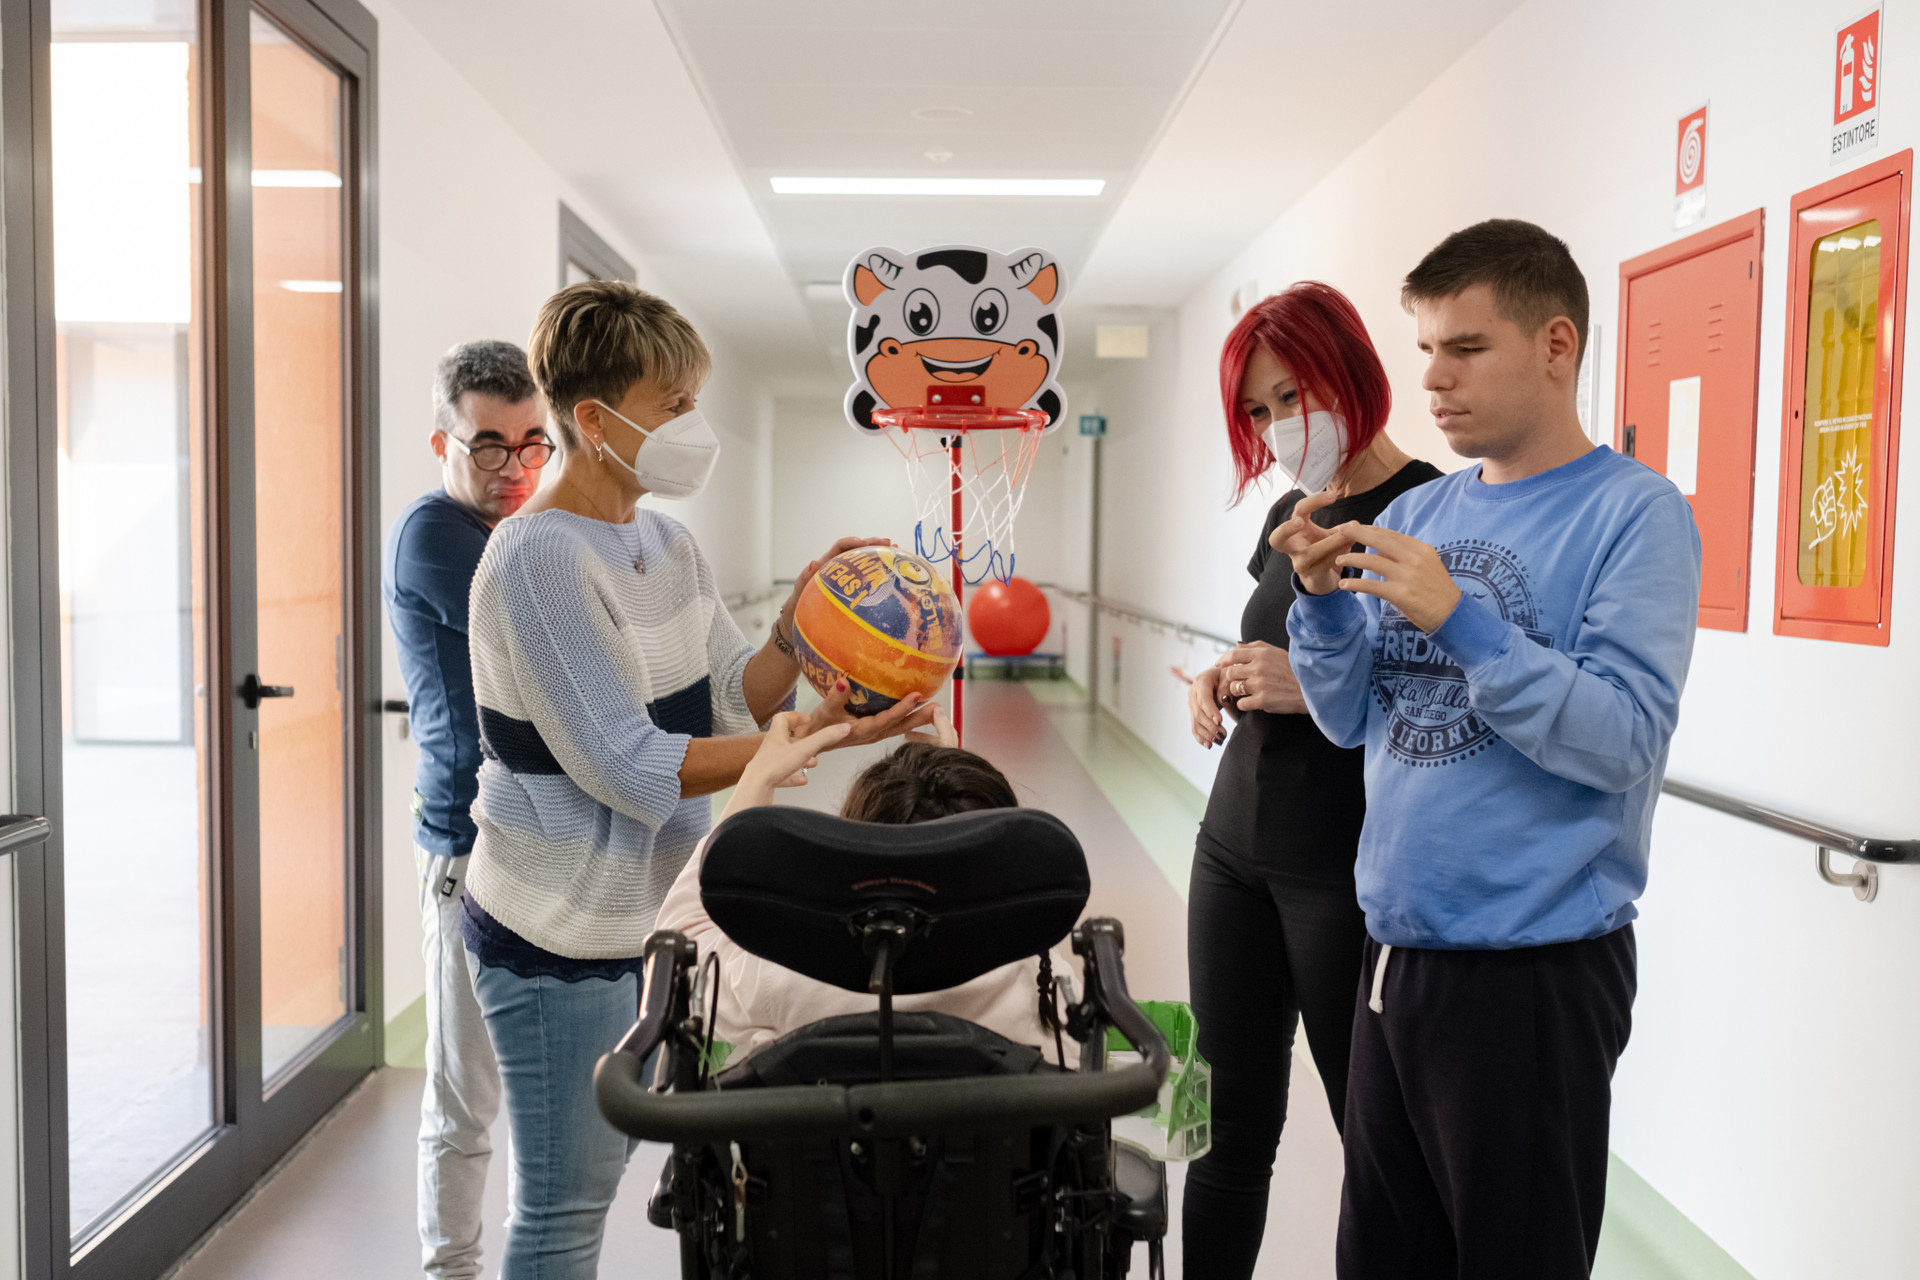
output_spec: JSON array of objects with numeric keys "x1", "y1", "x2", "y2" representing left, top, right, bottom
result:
[{"x1": 464, "y1": 280, "x2": 932, "y2": 1278}]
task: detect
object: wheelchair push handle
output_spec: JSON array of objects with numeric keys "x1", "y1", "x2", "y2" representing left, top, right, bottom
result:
[
  {"x1": 594, "y1": 918, "x2": 1173, "y2": 1145},
  {"x1": 595, "y1": 1049, "x2": 1168, "y2": 1144}
]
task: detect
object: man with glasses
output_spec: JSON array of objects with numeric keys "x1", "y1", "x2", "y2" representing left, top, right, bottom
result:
[{"x1": 383, "y1": 340, "x2": 552, "y2": 1280}]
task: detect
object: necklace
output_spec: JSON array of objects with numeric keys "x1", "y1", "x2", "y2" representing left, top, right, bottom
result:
[{"x1": 561, "y1": 473, "x2": 623, "y2": 524}]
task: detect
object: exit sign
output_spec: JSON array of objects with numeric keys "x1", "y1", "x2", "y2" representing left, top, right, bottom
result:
[{"x1": 1078, "y1": 414, "x2": 1107, "y2": 437}]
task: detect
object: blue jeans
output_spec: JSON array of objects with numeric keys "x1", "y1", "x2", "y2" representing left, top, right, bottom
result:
[{"x1": 468, "y1": 954, "x2": 638, "y2": 1280}]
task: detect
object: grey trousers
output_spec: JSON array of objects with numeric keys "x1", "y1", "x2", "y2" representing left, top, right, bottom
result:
[{"x1": 416, "y1": 849, "x2": 503, "y2": 1280}]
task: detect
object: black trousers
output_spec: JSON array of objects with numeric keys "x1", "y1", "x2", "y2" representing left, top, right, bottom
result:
[
  {"x1": 1337, "y1": 925, "x2": 1637, "y2": 1280},
  {"x1": 1182, "y1": 840, "x2": 1370, "y2": 1279}
]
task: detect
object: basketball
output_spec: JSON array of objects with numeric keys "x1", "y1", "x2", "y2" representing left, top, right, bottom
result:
[
  {"x1": 791, "y1": 546, "x2": 961, "y2": 716},
  {"x1": 967, "y1": 576, "x2": 1051, "y2": 656}
]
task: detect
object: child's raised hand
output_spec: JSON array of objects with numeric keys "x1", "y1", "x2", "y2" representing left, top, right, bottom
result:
[
  {"x1": 904, "y1": 702, "x2": 959, "y2": 748},
  {"x1": 738, "y1": 712, "x2": 851, "y2": 800}
]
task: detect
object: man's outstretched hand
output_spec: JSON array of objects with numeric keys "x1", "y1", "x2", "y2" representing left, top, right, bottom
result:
[
  {"x1": 1333, "y1": 525, "x2": 1463, "y2": 634},
  {"x1": 1269, "y1": 493, "x2": 1463, "y2": 633},
  {"x1": 1268, "y1": 491, "x2": 1353, "y2": 597}
]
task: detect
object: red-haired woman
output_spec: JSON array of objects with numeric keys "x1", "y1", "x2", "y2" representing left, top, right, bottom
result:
[{"x1": 1183, "y1": 282, "x2": 1440, "y2": 1277}]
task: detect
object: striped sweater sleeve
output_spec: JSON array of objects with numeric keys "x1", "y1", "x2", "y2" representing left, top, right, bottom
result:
[
  {"x1": 680, "y1": 530, "x2": 768, "y2": 736},
  {"x1": 481, "y1": 524, "x2": 691, "y2": 828}
]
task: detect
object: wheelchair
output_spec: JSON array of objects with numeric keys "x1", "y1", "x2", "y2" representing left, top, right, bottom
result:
[{"x1": 595, "y1": 804, "x2": 1173, "y2": 1279}]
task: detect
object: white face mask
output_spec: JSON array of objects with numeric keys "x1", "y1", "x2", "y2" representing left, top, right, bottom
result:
[
  {"x1": 1264, "y1": 409, "x2": 1349, "y2": 494},
  {"x1": 590, "y1": 400, "x2": 721, "y2": 500}
]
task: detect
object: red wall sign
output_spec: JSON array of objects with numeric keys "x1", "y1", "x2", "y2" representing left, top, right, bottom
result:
[
  {"x1": 1832, "y1": 8, "x2": 1883, "y2": 165},
  {"x1": 1675, "y1": 104, "x2": 1708, "y2": 228}
]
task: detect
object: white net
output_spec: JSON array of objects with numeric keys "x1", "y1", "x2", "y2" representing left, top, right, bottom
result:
[{"x1": 889, "y1": 425, "x2": 1045, "y2": 585}]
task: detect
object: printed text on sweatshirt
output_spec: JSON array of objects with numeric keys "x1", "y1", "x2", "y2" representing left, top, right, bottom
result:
[{"x1": 1287, "y1": 446, "x2": 1702, "y2": 950}]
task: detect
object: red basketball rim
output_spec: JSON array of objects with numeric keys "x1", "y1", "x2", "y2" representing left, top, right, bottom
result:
[{"x1": 872, "y1": 404, "x2": 1048, "y2": 431}]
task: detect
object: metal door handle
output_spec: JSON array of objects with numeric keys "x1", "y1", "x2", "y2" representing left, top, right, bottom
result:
[{"x1": 240, "y1": 674, "x2": 295, "y2": 709}]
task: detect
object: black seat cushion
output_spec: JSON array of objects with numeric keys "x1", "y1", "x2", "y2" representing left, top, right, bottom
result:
[{"x1": 700, "y1": 806, "x2": 1090, "y2": 994}]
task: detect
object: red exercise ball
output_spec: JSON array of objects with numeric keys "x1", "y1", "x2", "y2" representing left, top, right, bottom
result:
[{"x1": 967, "y1": 577, "x2": 1051, "y2": 656}]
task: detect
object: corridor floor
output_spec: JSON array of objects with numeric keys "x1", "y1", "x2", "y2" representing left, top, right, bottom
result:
[{"x1": 165, "y1": 679, "x2": 1345, "y2": 1278}]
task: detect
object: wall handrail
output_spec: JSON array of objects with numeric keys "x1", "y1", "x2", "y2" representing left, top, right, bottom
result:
[
  {"x1": 1660, "y1": 778, "x2": 1919, "y2": 864},
  {"x1": 1039, "y1": 585, "x2": 1238, "y2": 651},
  {"x1": 723, "y1": 585, "x2": 784, "y2": 612},
  {"x1": 0, "y1": 815, "x2": 50, "y2": 856}
]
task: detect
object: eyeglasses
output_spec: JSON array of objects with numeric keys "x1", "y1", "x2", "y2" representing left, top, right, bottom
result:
[{"x1": 446, "y1": 435, "x2": 554, "y2": 472}]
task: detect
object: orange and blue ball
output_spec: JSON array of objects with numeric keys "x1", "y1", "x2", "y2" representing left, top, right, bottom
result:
[{"x1": 792, "y1": 547, "x2": 961, "y2": 715}]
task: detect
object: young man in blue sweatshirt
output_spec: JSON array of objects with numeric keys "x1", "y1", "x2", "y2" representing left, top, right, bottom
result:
[
  {"x1": 383, "y1": 340, "x2": 552, "y2": 1280},
  {"x1": 1278, "y1": 221, "x2": 1701, "y2": 1278}
]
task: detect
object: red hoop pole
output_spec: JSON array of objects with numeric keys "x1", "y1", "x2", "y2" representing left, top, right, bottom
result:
[{"x1": 950, "y1": 436, "x2": 964, "y2": 745}]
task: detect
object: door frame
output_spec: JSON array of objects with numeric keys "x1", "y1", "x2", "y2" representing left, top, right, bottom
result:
[{"x1": 1, "y1": 0, "x2": 382, "y2": 1274}]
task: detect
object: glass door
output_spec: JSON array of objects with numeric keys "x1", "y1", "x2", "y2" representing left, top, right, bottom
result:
[
  {"x1": 249, "y1": 8, "x2": 351, "y2": 1085},
  {"x1": 49, "y1": 0, "x2": 218, "y2": 1246},
  {"x1": 18, "y1": 0, "x2": 381, "y2": 1274}
]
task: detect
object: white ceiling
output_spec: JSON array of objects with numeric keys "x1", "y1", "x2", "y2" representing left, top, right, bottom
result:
[{"x1": 388, "y1": 0, "x2": 1522, "y2": 397}]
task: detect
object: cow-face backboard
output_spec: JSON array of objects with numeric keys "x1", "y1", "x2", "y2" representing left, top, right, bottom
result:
[{"x1": 842, "y1": 245, "x2": 1067, "y2": 434}]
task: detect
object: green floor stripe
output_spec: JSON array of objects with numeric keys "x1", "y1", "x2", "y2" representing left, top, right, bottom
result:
[
  {"x1": 385, "y1": 994, "x2": 427, "y2": 1069},
  {"x1": 1023, "y1": 679, "x2": 1206, "y2": 900},
  {"x1": 1595, "y1": 1154, "x2": 1755, "y2": 1280}
]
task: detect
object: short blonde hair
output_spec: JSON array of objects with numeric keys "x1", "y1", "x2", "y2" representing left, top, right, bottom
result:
[{"x1": 526, "y1": 280, "x2": 711, "y2": 452}]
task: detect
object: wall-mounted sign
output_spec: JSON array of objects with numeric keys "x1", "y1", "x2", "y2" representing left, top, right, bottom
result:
[
  {"x1": 1774, "y1": 150, "x2": 1910, "y2": 644},
  {"x1": 1832, "y1": 7, "x2": 1883, "y2": 165},
  {"x1": 1675, "y1": 103, "x2": 1708, "y2": 229},
  {"x1": 1078, "y1": 414, "x2": 1107, "y2": 438}
]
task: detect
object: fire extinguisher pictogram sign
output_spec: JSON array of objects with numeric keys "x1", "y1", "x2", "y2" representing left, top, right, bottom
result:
[{"x1": 1832, "y1": 7, "x2": 1883, "y2": 164}]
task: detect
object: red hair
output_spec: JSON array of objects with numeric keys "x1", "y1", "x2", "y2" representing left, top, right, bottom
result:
[{"x1": 1218, "y1": 281, "x2": 1392, "y2": 503}]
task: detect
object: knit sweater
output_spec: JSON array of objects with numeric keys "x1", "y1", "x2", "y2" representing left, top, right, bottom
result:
[{"x1": 463, "y1": 507, "x2": 764, "y2": 976}]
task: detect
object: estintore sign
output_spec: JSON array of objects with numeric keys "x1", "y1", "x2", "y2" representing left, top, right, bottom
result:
[
  {"x1": 1675, "y1": 103, "x2": 1708, "y2": 228},
  {"x1": 1832, "y1": 7, "x2": 1883, "y2": 165}
]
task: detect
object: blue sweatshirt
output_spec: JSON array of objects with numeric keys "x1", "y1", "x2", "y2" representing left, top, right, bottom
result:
[
  {"x1": 383, "y1": 490, "x2": 493, "y2": 858},
  {"x1": 1286, "y1": 446, "x2": 1701, "y2": 950}
]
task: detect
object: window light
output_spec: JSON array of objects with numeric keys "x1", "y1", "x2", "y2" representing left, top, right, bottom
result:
[{"x1": 253, "y1": 169, "x2": 342, "y2": 188}]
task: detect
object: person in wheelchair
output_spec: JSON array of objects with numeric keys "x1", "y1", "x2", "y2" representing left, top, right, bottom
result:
[
  {"x1": 655, "y1": 705, "x2": 1082, "y2": 1068},
  {"x1": 595, "y1": 704, "x2": 1175, "y2": 1279}
]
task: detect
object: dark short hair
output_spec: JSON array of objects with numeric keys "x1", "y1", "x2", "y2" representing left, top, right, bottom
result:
[
  {"x1": 1402, "y1": 219, "x2": 1589, "y2": 360},
  {"x1": 840, "y1": 741, "x2": 1017, "y2": 825},
  {"x1": 526, "y1": 280, "x2": 711, "y2": 453},
  {"x1": 433, "y1": 339, "x2": 539, "y2": 434}
]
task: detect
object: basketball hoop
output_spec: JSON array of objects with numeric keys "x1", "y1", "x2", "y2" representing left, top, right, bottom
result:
[
  {"x1": 873, "y1": 403, "x2": 1047, "y2": 589},
  {"x1": 840, "y1": 242, "x2": 1070, "y2": 745}
]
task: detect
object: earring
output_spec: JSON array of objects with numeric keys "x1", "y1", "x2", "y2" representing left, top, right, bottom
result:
[{"x1": 595, "y1": 437, "x2": 606, "y2": 463}]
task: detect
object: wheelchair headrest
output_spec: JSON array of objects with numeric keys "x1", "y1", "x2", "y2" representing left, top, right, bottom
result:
[{"x1": 700, "y1": 806, "x2": 1090, "y2": 995}]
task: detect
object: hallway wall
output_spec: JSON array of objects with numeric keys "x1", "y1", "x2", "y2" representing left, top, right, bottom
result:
[
  {"x1": 1079, "y1": 1, "x2": 1920, "y2": 1275},
  {"x1": 365, "y1": 0, "x2": 774, "y2": 1032}
]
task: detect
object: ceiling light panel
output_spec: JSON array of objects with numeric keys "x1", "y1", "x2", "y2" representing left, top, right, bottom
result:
[{"x1": 770, "y1": 177, "x2": 1104, "y2": 197}]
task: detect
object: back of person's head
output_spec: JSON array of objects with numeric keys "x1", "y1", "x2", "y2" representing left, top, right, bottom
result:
[
  {"x1": 1218, "y1": 281, "x2": 1392, "y2": 503},
  {"x1": 526, "y1": 280, "x2": 711, "y2": 455},
  {"x1": 433, "y1": 339, "x2": 538, "y2": 433},
  {"x1": 841, "y1": 742, "x2": 1016, "y2": 824},
  {"x1": 1401, "y1": 219, "x2": 1589, "y2": 362}
]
